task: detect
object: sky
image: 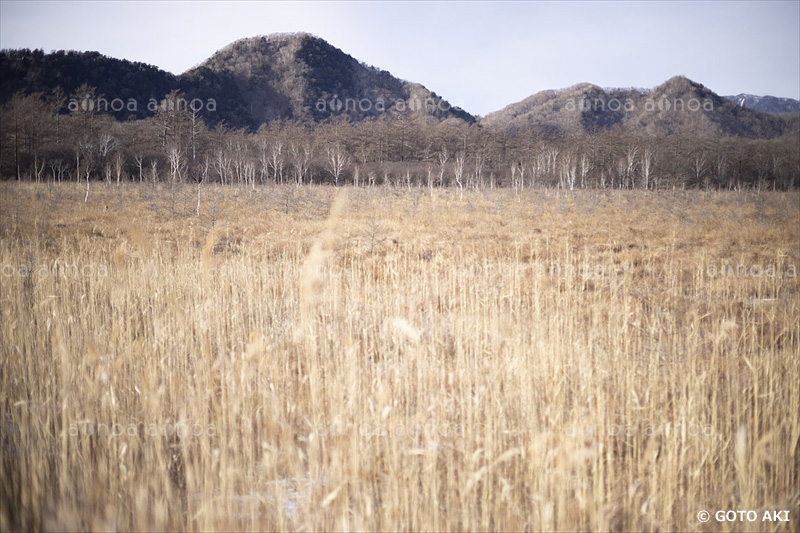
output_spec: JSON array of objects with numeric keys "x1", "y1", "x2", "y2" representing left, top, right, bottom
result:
[{"x1": 0, "y1": 1, "x2": 798, "y2": 116}]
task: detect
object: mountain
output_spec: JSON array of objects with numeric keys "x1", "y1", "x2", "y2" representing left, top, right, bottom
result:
[
  {"x1": 0, "y1": 33, "x2": 474, "y2": 129},
  {"x1": 481, "y1": 76, "x2": 792, "y2": 139},
  {"x1": 723, "y1": 94, "x2": 800, "y2": 114},
  {"x1": 0, "y1": 48, "x2": 180, "y2": 113},
  {"x1": 1, "y1": 41, "x2": 793, "y2": 138},
  {"x1": 0, "y1": 48, "x2": 251, "y2": 126},
  {"x1": 189, "y1": 33, "x2": 474, "y2": 125}
]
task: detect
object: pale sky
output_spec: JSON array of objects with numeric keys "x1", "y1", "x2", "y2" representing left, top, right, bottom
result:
[{"x1": 1, "y1": 1, "x2": 798, "y2": 116}]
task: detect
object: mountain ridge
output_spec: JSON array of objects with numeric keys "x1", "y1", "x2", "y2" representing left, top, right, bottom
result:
[
  {"x1": 0, "y1": 33, "x2": 474, "y2": 129},
  {"x1": 723, "y1": 93, "x2": 800, "y2": 114},
  {"x1": 0, "y1": 35, "x2": 795, "y2": 139},
  {"x1": 480, "y1": 75, "x2": 792, "y2": 139}
]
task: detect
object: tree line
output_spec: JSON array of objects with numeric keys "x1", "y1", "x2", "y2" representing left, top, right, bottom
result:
[{"x1": 1, "y1": 87, "x2": 798, "y2": 191}]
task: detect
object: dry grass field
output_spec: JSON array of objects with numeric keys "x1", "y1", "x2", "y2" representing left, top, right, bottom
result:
[{"x1": 1, "y1": 182, "x2": 799, "y2": 531}]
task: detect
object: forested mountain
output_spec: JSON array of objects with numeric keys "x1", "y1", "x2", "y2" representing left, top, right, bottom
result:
[
  {"x1": 0, "y1": 36, "x2": 798, "y2": 190},
  {"x1": 1, "y1": 37, "x2": 795, "y2": 138},
  {"x1": 723, "y1": 94, "x2": 800, "y2": 114},
  {"x1": 481, "y1": 76, "x2": 792, "y2": 139},
  {"x1": 0, "y1": 33, "x2": 473, "y2": 129},
  {"x1": 0, "y1": 49, "x2": 181, "y2": 120},
  {"x1": 191, "y1": 33, "x2": 474, "y2": 125}
]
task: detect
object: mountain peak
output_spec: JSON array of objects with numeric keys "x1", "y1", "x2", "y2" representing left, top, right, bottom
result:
[
  {"x1": 186, "y1": 33, "x2": 474, "y2": 125},
  {"x1": 655, "y1": 75, "x2": 699, "y2": 91},
  {"x1": 481, "y1": 76, "x2": 789, "y2": 138},
  {"x1": 217, "y1": 32, "x2": 325, "y2": 52},
  {"x1": 664, "y1": 74, "x2": 695, "y2": 84}
]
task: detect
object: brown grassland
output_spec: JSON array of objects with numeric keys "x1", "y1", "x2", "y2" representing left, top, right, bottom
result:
[{"x1": 1, "y1": 182, "x2": 799, "y2": 531}]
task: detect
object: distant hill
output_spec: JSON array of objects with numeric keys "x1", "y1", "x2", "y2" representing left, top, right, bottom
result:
[
  {"x1": 481, "y1": 76, "x2": 792, "y2": 139},
  {"x1": 0, "y1": 33, "x2": 474, "y2": 129},
  {"x1": 723, "y1": 93, "x2": 800, "y2": 114}
]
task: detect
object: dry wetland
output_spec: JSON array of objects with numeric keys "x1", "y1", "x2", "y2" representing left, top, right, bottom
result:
[{"x1": 1, "y1": 182, "x2": 799, "y2": 531}]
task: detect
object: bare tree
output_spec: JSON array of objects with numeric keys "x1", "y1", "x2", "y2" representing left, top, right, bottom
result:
[
  {"x1": 188, "y1": 100, "x2": 202, "y2": 163},
  {"x1": 625, "y1": 145, "x2": 638, "y2": 189},
  {"x1": 258, "y1": 138, "x2": 270, "y2": 185},
  {"x1": 640, "y1": 148, "x2": 655, "y2": 190},
  {"x1": 97, "y1": 134, "x2": 118, "y2": 180},
  {"x1": 303, "y1": 143, "x2": 314, "y2": 184},
  {"x1": 78, "y1": 138, "x2": 95, "y2": 201},
  {"x1": 49, "y1": 159, "x2": 65, "y2": 183},
  {"x1": 453, "y1": 151, "x2": 466, "y2": 199},
  {"x1": 437, "y1": 146, "x2": 449, "y2": 187},
  {"x1": 713, "y1": 150, "x2": 729, "y2": 190},
  {"x1": 214, "y1": 148, "x2": 229, "y2": 185},
  {"x1": 544, "y1": 147, "x2": 560, "y2": 186},
  {"x1": 579, "y1": 152, "x2": 594, "y2": 189},
  {"x1": 473, "y1": 150, "x2": 485, "y2": 190},
  {"x1": 114, "y1": 152, "x2": 125, "y2": 186},
  {"x1": 290, "y1": 141, "x2": 313, "y2": 186},
  {"x1": 232, "y1": 140, "x2": 248, "y2": 185},
  {"x1": 134, "y1": 155, "x2": 144, "y2": 183},
  {"x1": 269, "y1": 141, "x2": 285, "y2": 184},
  {"x1": 245, "y1": 160, "x2": 256, "y2": 190},
  {"x1": 325, "y1": 142, "x2": 350, "y2": 186},
  {"x1": 615, "y1": 157, "x2": 626, "y2": 189},
  {"x1": 150, "y1": 159, "x2": 159, "y2": 186},
  {"x1": 560, "y1": 151, "x2": 577, "y2": 190},
  {"x1": 168, "y1": 147, "x2": 186, "y2": 183},
  {"x1": 156, "y1": 89, "x2": 188, "y2": 149},
  {"x1": 33, "y1": 155, "x2": 45, "y2": 184},
  {"x1": 691, "y1": 150, "x2": 709, "y2": 188}
]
